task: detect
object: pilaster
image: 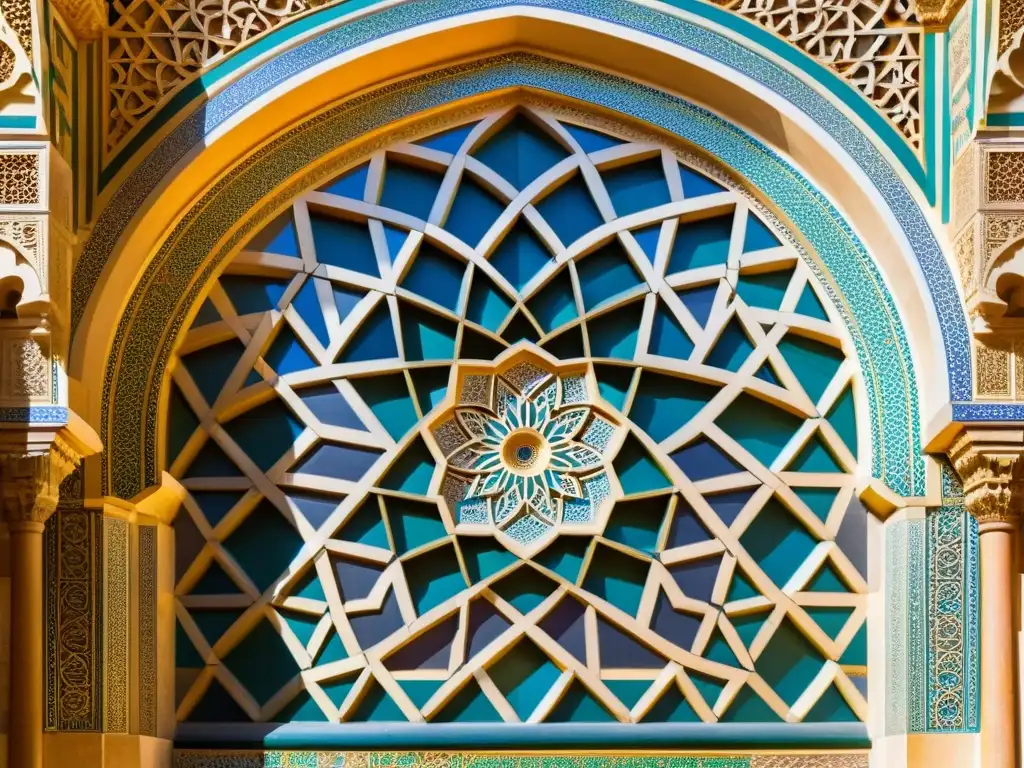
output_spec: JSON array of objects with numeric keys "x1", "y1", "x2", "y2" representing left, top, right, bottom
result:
[
  {"x1": 945, "y1": 425, "x2": 1023, "y2": 768},
  {"x1": 914, "y1": 0, "x2": 969, "y2": 30},
  {"x1": 42, "y1": 473, "x2": 182, "y2": 768}
]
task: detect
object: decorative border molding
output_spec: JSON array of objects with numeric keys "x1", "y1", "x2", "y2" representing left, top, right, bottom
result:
[
  {"x1": 103, "y1": 515, "x2": 130, "y2": 732},
  {"x1": 138, "y1": 524, "x2": 157, "y2": 736},
  {"x1": 171, "y1": 752, "x2": 870, "y2": 768},
  {"x1": 0, "y1": 405, "x2": 68, "y2": 422},
  {"x1": 98, "y1": 0, "x2": 928, "y2": 174},
  {"x1": 925, "y1": 462, "x2": 979, "y2": 733},
  {"x1": 885, "y1": 517, "x2": 908, "y2": 735},
  {"x1": 73, "y1": 0, "x2": 968, "y2": 411},
  {"x1": 99, "y1": 57, "x2": 926, "y2": 509},
  {"x1": 882, "y1": 465, "x2": 979, "y2": 735}
]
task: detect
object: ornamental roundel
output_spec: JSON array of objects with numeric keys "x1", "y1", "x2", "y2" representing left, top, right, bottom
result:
[
  {"x1": 167, "y1": 105, "x2": 870, "y2": 727},
  {"x1": 436, "y1": 352, "x2": 620, "y2": 558}
]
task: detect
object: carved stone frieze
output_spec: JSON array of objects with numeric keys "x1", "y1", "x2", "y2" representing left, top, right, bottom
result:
[
  {"x1": 990, "y1": 1, "x2": 1024, "y2": 112},
  {"x1": 102, "y1": 0, "x2": 929, "y2": 159},
  {"x1": 710, "y1": 0, "x2": 923, "y2": 149},
  {"x1": 974, "y1": 336, "x2": 1012, "y2": 399},
  {"x1": 985, "y1": 151, "x2": 1024, "y2": 205},
  {"x1": 105, "y1": 0, "x2": 311, "y2": 155},
  {"x1": 948, "y1": 427, "x2": 1024, "y2": 530},
  {"x1": 950, "y1": 141, "x2": 1024, "y2": 361}
]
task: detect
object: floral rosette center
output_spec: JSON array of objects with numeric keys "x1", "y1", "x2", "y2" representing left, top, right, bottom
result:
[{"x1": 433, "y1": 354, "x2": 622, "y2": 556}]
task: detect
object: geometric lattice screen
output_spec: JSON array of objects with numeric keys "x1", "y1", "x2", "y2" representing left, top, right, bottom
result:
[{"x1": 167, "y1": 106, "x2": 869, "y2": 726}]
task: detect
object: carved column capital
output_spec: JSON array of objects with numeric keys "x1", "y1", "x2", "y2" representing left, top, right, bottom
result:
[
  {"x1": 0, "y1": 435, "x2": 81, "y2": 527},
  {"x1": 947, "y1": 426, "x2": 1024, "y2": 531}
]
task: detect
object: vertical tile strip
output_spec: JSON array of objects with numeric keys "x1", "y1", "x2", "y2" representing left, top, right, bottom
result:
[
  {"x1": 43, "y1": 513, "x2": 57, "y2": 730},
  {"x1": 104, "y1": 516, "x2": 129, "y2": 732},
  {"x1": 965, "y1": 513, "x2": 979, "y2": 731},
  {"x1": 922, "y1": 462, "x2": 980, "y2": 733},
  {"x1": 885, "y1": 518, "x2": 908, "y2": 735},
  {"x1": 139, "y1": 525, "x2": 157, "y2": 735},
  {"x1": 907, "y1": 516, "x2": 927, "y2": 733},
  {"x1": 49, "y1": 509, "x2": 103, "y2": 730}
]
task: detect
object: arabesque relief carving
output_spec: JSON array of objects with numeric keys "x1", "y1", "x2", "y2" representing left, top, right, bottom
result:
[
  {"x1": 710, "y1": 0, "x2": 923, "y2": 149},
  {"x1": 103, "y1": 0, "x2": 928, "y2": 159},
  {"x1": 106, "y1": 0, "x2": 312, "y2": 153}
]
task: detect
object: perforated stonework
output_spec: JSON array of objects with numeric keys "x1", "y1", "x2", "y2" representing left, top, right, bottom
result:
[
  {"x1": 0, "y1": 152, "x2": 39, "y2": 205},
  {"x1": 98, "y1": 59, "x2": 928, "y2": 552},
  {"x1": 984, "y1": 151, "x2": 1024, "y2": 204},
  {"x1": 167, "y1": 106, "x2": 870, "y2": 728},
  {"x1": 101, "y1": 0, "x2": 925, "y2": 161},
  {"x1": 711, "y1": 0, "x2": 922, "y2": 149}
]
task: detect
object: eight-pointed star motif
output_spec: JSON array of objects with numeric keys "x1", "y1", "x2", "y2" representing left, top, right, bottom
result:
[{"x1": 433, "y1": 354, "x2": 621, "y2": 556}]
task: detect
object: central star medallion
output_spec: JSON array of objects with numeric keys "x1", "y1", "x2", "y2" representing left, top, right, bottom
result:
[{"x1": 431, "y1": 349, "x2": 624, "y2": 557}]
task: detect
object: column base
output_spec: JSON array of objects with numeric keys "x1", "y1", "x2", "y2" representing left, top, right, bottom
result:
[{"x1": 43, "y1": 733, "x2": 171, "y2": 768}]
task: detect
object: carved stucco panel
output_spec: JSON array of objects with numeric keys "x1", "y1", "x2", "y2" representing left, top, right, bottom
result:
[{"x1": 103, "y1": 0, "x2": 925, "y2": 159}]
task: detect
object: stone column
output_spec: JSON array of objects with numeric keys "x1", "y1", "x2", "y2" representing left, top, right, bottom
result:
[
  {"x1": 0, "y1": 437, "x2": 92, "y2": 768},
  {"x1": 948, "y1": 427, "x2": 1024, "y2": 768}
]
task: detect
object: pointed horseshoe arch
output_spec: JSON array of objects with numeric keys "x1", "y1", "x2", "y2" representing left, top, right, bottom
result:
[{"x1": 164, "y1": 100, "x2": 874, "y2": 735}]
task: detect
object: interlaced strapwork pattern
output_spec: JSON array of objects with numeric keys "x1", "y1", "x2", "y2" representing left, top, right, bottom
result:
[
  {"x1": 103, "y1": 0, "x2": 923, "y2": 159},
  {"x1": 168, "y1": 107, "x2": 869, "y2": 726},
  {"x1": 711, "y1": 0, "x2": 922, "y2": 149}
]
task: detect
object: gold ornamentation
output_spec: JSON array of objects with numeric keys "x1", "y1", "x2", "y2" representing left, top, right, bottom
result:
[
  {"x1": 0, "y1": 0, "x2": 31, "y2": 60},
  {"x1": 0, "y1": 438, "x2": 82, "y2": 525},
  {"x1": 51, "y1": 507, "x2": 102, "y2": 729},
  {"x1": 985, "y1": 151, "x2": 1024, "y2": 204},
  {"x1": 913, "y1": 0, "x2": 968, "y2": 28},
  {"x1": 0, "y1": 152, "x2": 40, "y2": 206},
  {"x1": 104, "y1": 516, "x2": 130, "y2": 732},
  {"x1": 709, "y1": 0, "x2": 922, "y2": 149},
  {"x1": 105, "y1": 0, "x2": 312, "y2": 153},
  {"x1": 49, "y1": 0, "x2": 105, "y2": 40},
  {"x1": 0, "y1": 39, "x2": 16, "y2": 84},
  {"x1": 751, "y1": 756, "x2": 869, "y2": 768},
  {"x1": 974, "y1": 338, "x2": 1011, "y2": 398},
  {"x1": 1, "y1": 335, "x2": 49, "y2": 400},
  {"x1": 1016, "y1": 338, "x2": 1024, "y2": 400},
  {"x1": 138, "y1": 524, "x2": 158, "y2": 735},
  {"x1": 948, "y1": 428, "x2": 1024, "y2": 529},
  {"x1": 998, "y1": 0, "x2": 1024, "y2": 58}
]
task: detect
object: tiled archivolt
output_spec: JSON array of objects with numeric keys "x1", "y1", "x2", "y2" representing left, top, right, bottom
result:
[{"x1": 167, "y1": 106, "x2": 871, "y2": 727}]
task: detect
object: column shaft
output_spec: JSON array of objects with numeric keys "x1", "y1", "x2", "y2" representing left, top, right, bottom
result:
[
  {"x1": 979, "y1": 524, "x2": 1019, "y2": 767},
  {"x1": 8, "y1": 520, "x2": 45, "y2": 768}
]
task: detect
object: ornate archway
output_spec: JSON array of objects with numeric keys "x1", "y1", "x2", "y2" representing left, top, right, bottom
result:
[{"x1": 165, "y1": 100, "x2": 874, "y2": 747}]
